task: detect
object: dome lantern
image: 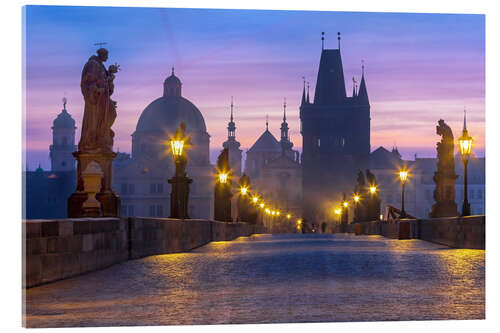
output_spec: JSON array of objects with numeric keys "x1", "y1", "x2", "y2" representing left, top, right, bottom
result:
[{"x1": 163, "y1": 67, "x2": 182, "y2": 97}]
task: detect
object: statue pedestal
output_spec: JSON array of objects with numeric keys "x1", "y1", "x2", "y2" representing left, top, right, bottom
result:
[
  {"x1": 430, "y1": 172, "x2": 459, "y2": 218},
  {"x1": 68, "y1": 151, "x2": 120, "y2": 218}
]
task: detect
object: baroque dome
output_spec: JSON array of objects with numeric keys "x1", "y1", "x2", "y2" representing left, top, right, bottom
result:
[
  {"x1": 135, "y1": 96, "x2": 207, "y2": 133},
  {"x1": 135, "y1": 70, "x2": 207, "y2": 134}
]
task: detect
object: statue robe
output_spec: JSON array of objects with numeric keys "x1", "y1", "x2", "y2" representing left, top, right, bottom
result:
[{"x1": 79, "y1": 55, "x2": 113, "y2": 152}]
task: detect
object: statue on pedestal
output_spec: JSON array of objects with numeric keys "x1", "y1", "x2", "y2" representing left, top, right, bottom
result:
[
  {"x1": 68, "y1": 48, "x2": 121, "y2": 217},
  {"x1": 430, "y1": 119, "x2": 459, "y2": 217}
]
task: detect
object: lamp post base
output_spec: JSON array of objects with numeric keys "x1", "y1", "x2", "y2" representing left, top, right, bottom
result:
[
  {"x1": 461, "y1": 201, "x2": 471, "y2": 217},
  {"x1": 168, "y1": 175, "x2": 192, "y2": 219}
]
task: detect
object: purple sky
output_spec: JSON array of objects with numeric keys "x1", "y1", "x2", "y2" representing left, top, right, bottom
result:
[{"x1": 23, "y1": 6, "x2": 485, "y2": 170}]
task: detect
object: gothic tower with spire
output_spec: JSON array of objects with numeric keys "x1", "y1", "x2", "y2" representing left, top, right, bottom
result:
[
  {"x1": 222, "y1": 97, "x2": 243, "y2": 176},
  {"x1": 300, "y1": 33, "x2": 371, "y2": 223},
  {"x1": 50, "y1": 97, "x2": 77, "y2": 172}
]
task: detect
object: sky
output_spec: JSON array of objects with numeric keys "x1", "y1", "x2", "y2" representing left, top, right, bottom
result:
[{"x1": 23, "y1": 5, "x2": 485, "y2": 170}]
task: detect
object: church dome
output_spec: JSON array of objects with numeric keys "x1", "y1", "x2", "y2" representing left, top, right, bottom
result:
[
  {"x1": 53, "y1": 108, "x2": 76, "y2": 129},
  {"x1": 135, "y1": 96, "x2": 207, "y2": 133}
]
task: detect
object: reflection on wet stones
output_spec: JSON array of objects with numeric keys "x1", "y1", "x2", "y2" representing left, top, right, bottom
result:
[{"x1": 25, "y1": 234, "x2": 485, "y2": 327}]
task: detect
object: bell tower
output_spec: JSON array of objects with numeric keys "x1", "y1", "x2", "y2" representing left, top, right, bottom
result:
[{"x1": 50, "y1": 97, "x2": 77, "y2": 172}]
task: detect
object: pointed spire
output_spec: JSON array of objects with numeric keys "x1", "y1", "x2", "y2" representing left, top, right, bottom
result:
[
  {"x1": 301, "y1": 77, "x2": 306, "y2": 106},
  {"x1": 62, "y1": 96, "x2": 67, "y2": 111},
  {"x1": 171, "y1": 66, "x2": 175, "y2": 75},
  {"x1": 306, "y1": 82, "x2": 310, "y2": 103},
  {"x1": 283, "y1": 97, "x2": 287, "y2": 122},
  {"x1": 352, "y1": 77, "x2": 357, "y2": 97},
  {"x1": 266, "y1": 115, "x2": 269, "y2": 131},
  {"x1": 357, "y1": 60, "x2": 369, "y2": 105},
  {"x1": 337, "y1": 32, "x2": 341, "y2": 50},
  {"x1": 230, "y1": 96, "x2": 234, "y2": 123},
  {"x1": 463, "y1": 108, "x2": 467, "y2": 132},
  {"x1": 321, "y1": 32, "x2": 325, "y2": 50}
]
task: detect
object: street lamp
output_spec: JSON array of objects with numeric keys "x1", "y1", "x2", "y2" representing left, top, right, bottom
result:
[
  {"x1": 168, "y1": 122, "x2": 192, "y2": 219},
  {"x1": 240, "y1": 186, "x2": 248, "y2": 196},
  {"x1": 399, "y1": 168, "x2": 408, "y2": 218},
  {"x1": 369, "y1": 186, "x2": 377, "y2": 195},
  {"x1": 458, "y1": 112, "x2": 473, "y2": 216},
  {"x1": 252, "y1": 196, "x2": 259, "y2": 204},
  {"x1": 218, "y1": 172, "x2": 228, "y2": 184}
]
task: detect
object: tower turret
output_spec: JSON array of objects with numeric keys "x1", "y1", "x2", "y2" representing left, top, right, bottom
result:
[
  {"x1": 222, "y1": 97, "x2": 242, "y2": 176},
  {"x1": 50, "y1": 97, "x2": 76, "y2": 172}
]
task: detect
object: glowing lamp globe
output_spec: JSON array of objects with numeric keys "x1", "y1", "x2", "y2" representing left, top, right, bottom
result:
[
  {"x1": 218, "y1": 173, "x2": 228, "y2": 184},
  {"x1": 458, "y1": 131, "x2": 473, "y2": 161},
  {"x1": 170, "y1": 139, "x2": 184, "y2": 157},
  {"x1": 399, "y1": 170, "x2": 408, "y2": 183}
]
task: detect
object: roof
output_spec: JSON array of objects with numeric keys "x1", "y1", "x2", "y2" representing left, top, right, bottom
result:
[
  {"x1": 53, "y1": 108, "x2": 76, "y2": 129},
  {"x1": 135, "y1": 95, "x2": 207, "y2": 133},
  {"x1": 313, "y1": 49, "x2": 346, "y2": 105},
  {"x1": 248, "y1": 130, "x2": 281, "y2": 153},
  {"x1": 370, "y1": 146, "x2": 403, "y2": 169}
]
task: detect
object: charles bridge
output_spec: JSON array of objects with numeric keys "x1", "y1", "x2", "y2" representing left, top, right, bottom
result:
[{"x1": 23, "y1": 47, "x2": 485, "y2": 326}]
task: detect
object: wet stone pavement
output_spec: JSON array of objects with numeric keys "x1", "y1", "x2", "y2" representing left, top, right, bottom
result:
[{"x1": 24, "y1": 234, "x2": 485, "y2": 327}]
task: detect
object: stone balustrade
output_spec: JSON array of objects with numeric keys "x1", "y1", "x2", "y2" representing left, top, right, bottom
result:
[
  {"x1": 23, "y1": 218, "x2": 265, "y2": 288},
  {"x1": 349, "y1": 215, "x2": 485, "y2": 249}
]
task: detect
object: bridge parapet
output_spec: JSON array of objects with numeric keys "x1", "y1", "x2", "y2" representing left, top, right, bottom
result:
[
  {"x1": 24, "y1": 218, "x2": 265, "y2": 288},
  {"x1": 349, "y1": 215, "x2": 485, "y2": 249}
]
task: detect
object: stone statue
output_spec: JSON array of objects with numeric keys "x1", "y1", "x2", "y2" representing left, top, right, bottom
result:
[
  {"x1": 68, "y1": 48, "x2": 121, "y2": 218},
  {"x1": 430, "y1": 119, "x2": 458, "y2": 217},
  {"x1": 355, "y1": 170, "x2": 366, "y2": 193},
  {"x1": 366, "y1": 169, "x2": 376, "y2": 187},
  {"x1": 79, "y1": 48, "x2": 120, "y2": 153}
]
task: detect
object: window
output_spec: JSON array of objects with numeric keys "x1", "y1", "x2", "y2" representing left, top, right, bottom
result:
[
  {"x1": 121, "y1": 183, "x2": 128, "y2": 194},
  {"x1": 478, "y1": 190, "x2": 483, "y2": 199},
  {"x1": 121, "y1": 205, "x2": 127, "y2": 216},
  {"x1": 157, "y1": 205, "x2": 163, "y2": 217},
  {"x1": 150, "y1": 183, "x2": 156, "y2": 194},
  {"x1": 157, "y1": 183, "x2": 163, "y2": 193},
  {"x1": 317, "y1": 138, "x2": 321, "y2": 147},
  {"x1": 128, "y1": 205, "x2": 134, "y2": 216},
  {"x1": 470, "y1": 190, "x2": 474, "y2": 200},
  {"x1": 149, "y1": 205, "x2": 155, "y2": 217}
]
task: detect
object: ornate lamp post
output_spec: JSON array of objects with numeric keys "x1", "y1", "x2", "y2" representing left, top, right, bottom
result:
[
  {"x1": 458, "y1": 115, "x2": 473, "y2": 216},
  {"x1": 168, "y1": 123, "x2": 192, "y2": 219},
  {"x1": 399, "y1": 169, "x2": 408, "y2": 218}
]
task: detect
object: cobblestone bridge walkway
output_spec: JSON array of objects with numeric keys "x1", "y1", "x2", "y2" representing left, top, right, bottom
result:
[{"x1": 24, "y1": 234, "x2": 485, "y2": 327}]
